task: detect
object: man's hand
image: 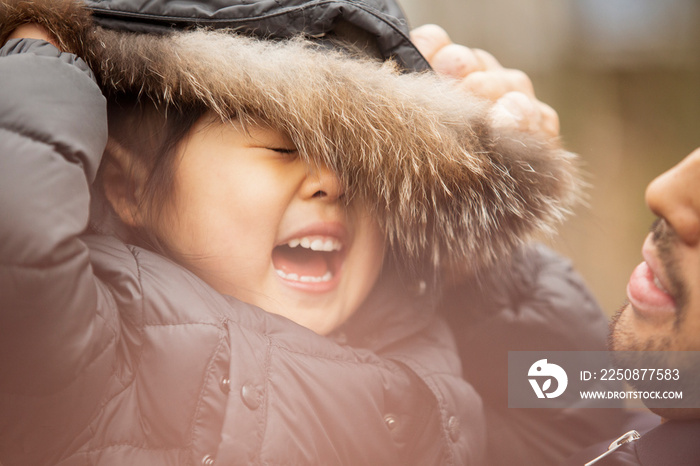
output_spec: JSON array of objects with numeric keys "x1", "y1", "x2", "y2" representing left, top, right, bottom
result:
[
  {"x1": 410, "y1": 24, "x2": 560, "y2": 138},
  {"x1": 6, "y1": 23, "x2": 60, "y2": 50}
]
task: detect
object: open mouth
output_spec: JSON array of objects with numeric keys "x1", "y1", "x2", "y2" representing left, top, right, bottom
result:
[
  {"x1": 272, "y1": 236, "x2": 345, "y2": 285},
  {"x1": 627, "y1": 254, "x2": 676, "y2": 319}
]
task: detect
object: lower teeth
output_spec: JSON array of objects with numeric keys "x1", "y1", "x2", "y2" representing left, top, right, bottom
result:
[{"x1": 276, "y1": 270, "x2": 333, "y2": 283}]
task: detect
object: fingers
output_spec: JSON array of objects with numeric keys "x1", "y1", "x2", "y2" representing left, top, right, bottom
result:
[
  {"x1": 431, "y1": 44, "x2": 496, "y2": 79},
  {"x1": 490, "y1": 92, "x2": 560, "y2": 139},
  {"x1": 410, "y1": 24, "x2": 561, "y2": 138},
  {"x1": 538, "y1": 101, "x2": 560, "y2": 138},
  {"x1": 411, "y1": 24, "x2": 530, "y2": 97},
  {"x1": 457, "y1": 68, "x2": 535, "y2": 100},
  {"x1": 410, "y1": 24, "x2": 451, "y2": 62},
  {"x1": 431, "y1": 47, "x2": 534, "y2": 100}
]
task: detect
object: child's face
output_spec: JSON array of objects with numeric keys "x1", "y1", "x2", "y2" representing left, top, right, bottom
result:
[{"x1": 156, "y1": 116, "x2": 385, "y2": 334}]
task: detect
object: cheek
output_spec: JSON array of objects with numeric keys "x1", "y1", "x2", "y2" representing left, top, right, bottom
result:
[
  {"x1": 367, "y1": 225, "x2": 387, "y2": 271},
  {"x1": 159, "y1": 163, "x2": 288, "y2": 263},
  {"x1": 678, "y1": 293, "x2": 700, "y2": 350},
  {"x1": 354, "y1": 217, "x2": 386, "y2": 285},
  {"x1": 673, "y1": 253, "x2": 700, "y2": 347}
]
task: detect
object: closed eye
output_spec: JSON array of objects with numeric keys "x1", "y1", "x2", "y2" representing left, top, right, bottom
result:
[
  {"x1": 268, "y1": 147, "x2": 299, "y2": 160},
  {"x1": 270, "y1": 148, "x2": 297, "y2": 154}
]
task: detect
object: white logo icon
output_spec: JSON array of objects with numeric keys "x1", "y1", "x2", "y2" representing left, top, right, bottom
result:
[{"x1": 528, "y1": 359, "x2": 568, "y2": 399}]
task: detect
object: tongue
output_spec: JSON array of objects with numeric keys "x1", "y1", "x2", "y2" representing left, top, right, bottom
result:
[{"x1": 272, "y1": 247, "x2": 329, "y2": 277}]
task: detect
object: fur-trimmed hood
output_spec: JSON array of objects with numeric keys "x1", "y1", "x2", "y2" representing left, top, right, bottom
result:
[{"x1": 0, "y1": 0, "x2": 580, "y2": 276}]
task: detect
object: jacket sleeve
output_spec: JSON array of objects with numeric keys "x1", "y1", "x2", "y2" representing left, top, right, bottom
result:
[
  {"x1": 0, "y1": 38, "x2": 110, "y2": 394},
  {"x1": 443, "y1": 243, "x2": 632, "y2": 466}
]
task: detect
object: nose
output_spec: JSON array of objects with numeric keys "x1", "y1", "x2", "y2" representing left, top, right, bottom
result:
[
  {"x1": 645, "y1": 148, "x2": 700, "y2": 246},
  {"x1": 299, "y1": 164, "x2": 344, "y2": 202}
]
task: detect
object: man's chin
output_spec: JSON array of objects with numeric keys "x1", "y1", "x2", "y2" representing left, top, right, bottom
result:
[
  {"x1": 608, "y1": 302, "x2": 636, "y2": 352},
  {"x1": 609, "y1": 301, "x2": 675, "y2": 352}
]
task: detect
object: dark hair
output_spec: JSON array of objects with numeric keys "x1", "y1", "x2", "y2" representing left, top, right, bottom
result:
[{"x1": 95, "y1": 95, "x2": 208, "y2": 255}]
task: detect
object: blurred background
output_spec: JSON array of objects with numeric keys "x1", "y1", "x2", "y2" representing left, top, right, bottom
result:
[{"x1": 402, "y1": 0, "x2": 700, "y2": 316}]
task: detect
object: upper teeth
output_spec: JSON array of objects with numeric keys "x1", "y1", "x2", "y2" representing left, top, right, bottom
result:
[
  {"x1": 287, "y1": 237, "x2": 342, "y2": 252},
  {"x1": 653, "y1": 275, "x2": 668, "y2": 293}
]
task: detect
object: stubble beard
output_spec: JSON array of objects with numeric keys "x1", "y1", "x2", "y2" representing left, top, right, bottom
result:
[
  {"x1": 608, "y1": 219, "x2": 687, "y2": 353},
  {"x1": 608, "y1": 302, "x2": 674, "y2": 352}
]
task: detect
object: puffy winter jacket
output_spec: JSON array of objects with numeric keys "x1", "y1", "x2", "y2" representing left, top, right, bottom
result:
[
  {"x1": 0, "y1": 1, "x2": 587, "y2": 465},
  {"x1": 443, "y1": 245, "x2": 633, "y2": 465},
  {"x1": 0, "y1": 38, "x2": 482, "y2": 466}
]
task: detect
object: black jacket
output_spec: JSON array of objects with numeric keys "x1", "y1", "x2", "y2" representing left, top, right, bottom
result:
[
  {"x1": 0, "y1": 1, "x2": 613, "y2": 465},
  {"x1": 84, "y1": 0, "x2": 430, "y2": 71},
  {"x1": 0, "y1": 39, "x2": 482, "y2": 466},
  {"x1": 443, "y1": 245, "x2": 632, "y2": 465}
]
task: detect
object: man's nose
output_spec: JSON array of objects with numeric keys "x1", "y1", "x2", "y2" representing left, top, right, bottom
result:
[
  {"x1": 645, "y1": 148, "x2": 700, "y2": 246},
  {"x1": 299, "y1": 164, "x2": 344, "y2": 202}
]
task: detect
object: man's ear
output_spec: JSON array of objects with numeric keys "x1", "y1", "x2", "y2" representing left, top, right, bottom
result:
[{"x1": 101, "y1": 138, "x2": 147, "y2": 228}]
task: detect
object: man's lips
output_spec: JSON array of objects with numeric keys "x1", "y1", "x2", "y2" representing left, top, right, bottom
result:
[{"x1": 626, "y1": 236, "x2": 676, "y2": 319}]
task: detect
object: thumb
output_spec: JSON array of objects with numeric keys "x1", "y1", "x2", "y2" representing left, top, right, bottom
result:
[{"x1": 409, "y1": 24, "x2": 452, "y2": 62}]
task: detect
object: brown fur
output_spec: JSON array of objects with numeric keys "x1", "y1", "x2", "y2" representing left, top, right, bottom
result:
[{"x1": 0, "y1": 0, "x2": 581, "y2": 275}]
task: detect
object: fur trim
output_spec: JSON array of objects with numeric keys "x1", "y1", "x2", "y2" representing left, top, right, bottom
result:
[
  {"x1": 1, "y1": 0, "x2": 581, "y2": 275},
  {"x1": 0, "y1": 0, "x2": 91, "y2": 54}
]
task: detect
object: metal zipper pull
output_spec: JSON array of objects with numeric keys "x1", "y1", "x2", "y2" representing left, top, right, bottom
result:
[{"x1": 584, "y1": 430, "x2": 641, "y2": 465}]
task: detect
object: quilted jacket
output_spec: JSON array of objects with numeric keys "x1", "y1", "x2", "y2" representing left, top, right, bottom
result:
[
  {"x1": 0, "y1": 1, "x2": 614, "y2": 465},
  {"x1": 0, "y1": 36, "x2": 483, "y2": 466}
]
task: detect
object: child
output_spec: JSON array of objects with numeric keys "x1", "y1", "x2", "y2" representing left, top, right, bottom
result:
[{"x1": 0, "y1": 0, "x2": 579, "y2": 464}]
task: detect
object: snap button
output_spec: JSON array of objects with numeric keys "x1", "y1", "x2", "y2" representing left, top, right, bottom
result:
[
  {"x1": 241, "y1": 383, "x2": 261, "y2": 410},
  {"x1": 201, "y1": 454, "x2": 215, "y2": 465},
  {"x1": 416, "y1": 280, "x2": 427, "y2": 296},
  {"x1": 383, "y1": 413, "x2": 398, "y2": 431},
  {"x1": 219, "y1": 377, "x2": 231, "y2": 394},
  {"x1": 447, "y1": 415, "x2": 460, "y2": 442}
]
